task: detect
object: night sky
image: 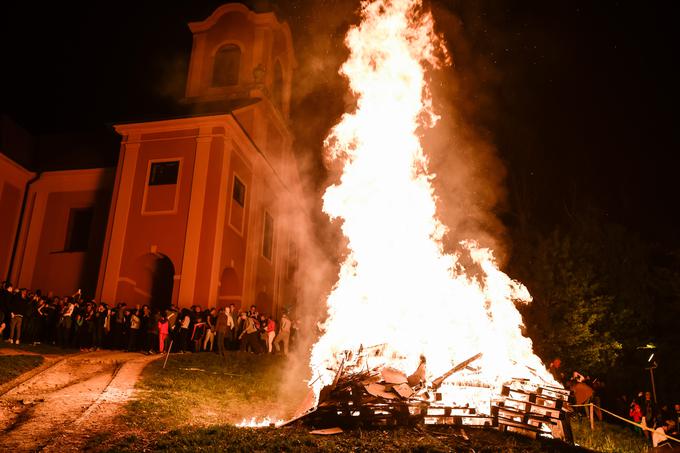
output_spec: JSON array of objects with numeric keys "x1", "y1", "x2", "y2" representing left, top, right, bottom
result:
[{"x1": 2, "y1": 0, "x2": 679, "y2": 246}]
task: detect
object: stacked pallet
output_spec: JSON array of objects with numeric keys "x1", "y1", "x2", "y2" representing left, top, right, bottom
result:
[
  {"x1": 422, "y1": 404, "x2": 496, "y2": 427},
  {"x1": 493, "y1": 380, "x2": 572, "y2": 442}
]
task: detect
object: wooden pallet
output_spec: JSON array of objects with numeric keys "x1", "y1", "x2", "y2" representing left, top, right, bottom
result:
[{"x1": 493, "y1": 381, "x2": 573, "y2": 442}]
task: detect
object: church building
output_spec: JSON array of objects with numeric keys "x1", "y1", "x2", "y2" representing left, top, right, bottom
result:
[{"x1": 0, "y1": 3, "x2": 304, "y2": 318}]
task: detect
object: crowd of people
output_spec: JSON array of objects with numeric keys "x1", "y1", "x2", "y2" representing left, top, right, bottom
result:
[
  {"x1": 622, "y1": 391, "x2": 679, "y2": 448},
  {"x1": 559, "y1": 365, "x2": 679, "y2": 448},
  {"x1": 3, "y1": 282, "x2": 679, "y2": 447},
  {"x1": 0, "y1": 282, "x2": 298, "y2": 358}
]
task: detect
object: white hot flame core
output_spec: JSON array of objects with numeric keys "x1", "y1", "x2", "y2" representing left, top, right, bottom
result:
[{"x1": 309, "y1": 0, "x2": 557, "y2": 412}]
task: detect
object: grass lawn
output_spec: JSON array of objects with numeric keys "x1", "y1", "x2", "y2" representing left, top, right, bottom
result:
[
  {"x1": 571, "y1": 415, "x2": 648, "y2": 453},
  {"x1": 101, "y1": 352, "x2": 592, "y2": 452},
  {"x1": 0, "y1": 354, "x2": 44, "y2": 385},
  {"x1": 108, "y1": 423, "x2": 587, "y2": 452},
  {"x1": 120, "y1": 351, "x2": 303, "y2": 431}
]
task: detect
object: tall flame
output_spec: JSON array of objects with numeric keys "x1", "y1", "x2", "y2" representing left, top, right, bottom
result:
[{"x1": 309, "y1": 0, "x2": 556, "y2": 411}]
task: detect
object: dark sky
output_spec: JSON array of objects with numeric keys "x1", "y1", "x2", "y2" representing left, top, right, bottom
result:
[{"x1": 2, "y1": 1, "x2": 679, "y2": 245}]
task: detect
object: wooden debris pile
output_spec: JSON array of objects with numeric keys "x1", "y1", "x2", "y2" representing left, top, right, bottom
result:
[{"x1": 289, "y1": 346, "x2": 573, "y2": 443}]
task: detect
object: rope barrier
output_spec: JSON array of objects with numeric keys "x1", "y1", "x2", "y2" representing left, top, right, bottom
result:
[{"x1": 570, "y1": 403, "x2": 680, "y2": 443}]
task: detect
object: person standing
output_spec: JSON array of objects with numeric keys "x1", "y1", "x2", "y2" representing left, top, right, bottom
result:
[
  {"x1": 140, "y1": 306, "x2": 151, "y2": 350},
  {"x1": 58, "y1": 297, "x2": 75, "y2": 347},
  {"x1": 113, "y1": 303, "x2": 127, "y2": 349},
  {"x1": 203, "y1": 308, "x2": 216, "y2": 352},
  {"x1": 191, "y1": 316, "x2": 206, "y2": 352},
  {"x1": 239, "y1": 312, "x2": 261, "y2": 353},
  {"x1": 147, "y1": 309, "x2": 160, "y2": 354},
  {"x1": 265, "y1": 315, "x2": 276, "y2": 353},
  {"x1": 227, "y1": 304, "x2": 237, "y2": 346},
  {"x1": 158, "y1": 315, "x2": 169, "y2": 353},
  {"x1": 36, "y1": 298, "x2": 48, "y2": 344},
  {"x1": 23, "y1": 292, "x2": 39, "y2": 344},
  {"x1": 8, "y1": 288, "x2": 27, "y2": 344},
  {"x1": 84, "y1": 303, "x2": 96, "y2": 350},
  {"x1": 127, "y1": 309, "x2": 141, "y2": 352},
  {"x1": 630, "y1": 400, "x2": 643, "y2": 434},
  {"x1": 226, "y1": 305, "x2": 235, "y2": 348},
  {"x1": 165, "y1": 306, "x2": 177, "y2": 349},
  {"x1": 273, "y1": 312, "x2": 291, "y2": 356},
  {"x1": 215, "y1": 308, "x2": 229, "y2": 361},
  {"x1": 177, "y1": 309, "x2": 191, "y2": 353},
  {"x1": 257, "y1": 313, "x2": 267, "y2": 351},
  {"x1": 94, "y1": 304, "x2": 107, "y2": 350},
  {"x1": 642, "y1": 391, "x2": 657, "y2": 441}
]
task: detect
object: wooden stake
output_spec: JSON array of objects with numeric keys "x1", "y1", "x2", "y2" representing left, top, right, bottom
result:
[
  {"x1": 163, "y1": 340, "x2": 173, "y2": 369},
  {"x1": 589, "y1": 403, "x2": 594, "y2": 430}
]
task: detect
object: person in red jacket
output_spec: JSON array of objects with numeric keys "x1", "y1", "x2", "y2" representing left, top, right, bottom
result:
[
  {"x1": 265, "y1": 315, "x2": 276, "y2": 353},
  {"x1": 158, "y1": 316, "x2": 169, "y2": 353},
  {"x1": 630, "y1": 400, "x2": 643, "y2": 434}
]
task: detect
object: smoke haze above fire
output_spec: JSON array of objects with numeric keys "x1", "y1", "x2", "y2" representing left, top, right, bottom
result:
[{"x1": 3, "y1": 0, "x2": 677, "y2": 244}]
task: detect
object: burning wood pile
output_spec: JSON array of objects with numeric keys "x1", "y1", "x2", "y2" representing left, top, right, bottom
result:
[{"x1": 288, "y1": 346, "x2": 572, "y2": 443}]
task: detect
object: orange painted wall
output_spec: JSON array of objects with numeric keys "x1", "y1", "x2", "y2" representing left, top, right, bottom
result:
[
  {"x1": 115, "y1": 130, "x2": 198, "y2": 306},
  {"x1": 218, "y1": 143, "x2": 252, "y2": 308},
  {"x1": 233, "y1": 109, "x2": 254, "y2": 136},
  {"x1": 192, "y1": 134, "x2": 225, "y2": 306},
  {"x1": 254, "y1": 180, "x2": 278, "y2": 316},
  {"x1": 0, "y1": 182, "x2": 22, "y2": 279},
  {"x1": 30, "y1": 189, "x2": 111, "y2": 297}
]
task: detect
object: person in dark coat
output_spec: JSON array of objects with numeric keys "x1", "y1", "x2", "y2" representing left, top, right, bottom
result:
[
  {"x1": 94, "y1": 304, "x2": 108, "y2": 350},
  {"x1": 8, "y1": 288, "x2": 27, "y2": 344},
  {"x1": 146, "y1": 309, "x2": 160, "y2": 354},
  {"x1": 215, "y1": 308, "x2": 230, "y2": 361}
]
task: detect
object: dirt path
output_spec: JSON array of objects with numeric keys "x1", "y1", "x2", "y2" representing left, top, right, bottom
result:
[{"x1": 0, "y1": 350, "x2": 159, "y2": 452}]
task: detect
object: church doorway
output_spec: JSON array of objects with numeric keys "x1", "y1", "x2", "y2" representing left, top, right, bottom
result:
[{"x1": 131, "y1": 253, "x2": 175, "y2": 311}]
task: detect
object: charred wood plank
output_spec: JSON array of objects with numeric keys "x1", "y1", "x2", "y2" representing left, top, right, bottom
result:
[{"x1": 431, "y1": 353, "x2": 483, "y2": 390}]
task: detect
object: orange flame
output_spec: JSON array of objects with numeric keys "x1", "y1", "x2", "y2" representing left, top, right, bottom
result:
[
  {"x1": 236, "y1": 417, "x2": 284, "y2": 428},
  {"x1": 309, "y1": 0, "x2": 558, "y2": 413}
]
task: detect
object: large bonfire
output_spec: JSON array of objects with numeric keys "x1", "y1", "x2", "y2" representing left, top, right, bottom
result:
[{"x1": 307, "y1": 0, "x2": 557, "y2": 415}]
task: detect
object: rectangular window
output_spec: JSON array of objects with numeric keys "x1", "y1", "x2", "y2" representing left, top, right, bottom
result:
[
  {"x1": 65, "y1": 208, "x2": 94, "y2": 252},
  {"x1": 233, "y1": 176, "x2": 246, "y2": 207},
  {"x1": 149, "y1": 161, "x2": 179, "y2": 186},
  {"x1": 287, "y1": 241, "x2": 298, "y2": 280},
  {"x1": 262, "y1": 211, "x2": 274, "y2": 261}
]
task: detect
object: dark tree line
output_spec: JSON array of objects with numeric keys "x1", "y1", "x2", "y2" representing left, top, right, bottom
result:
[{"x1": 508, "y1": 208, "x2": 680, "y2": 402}]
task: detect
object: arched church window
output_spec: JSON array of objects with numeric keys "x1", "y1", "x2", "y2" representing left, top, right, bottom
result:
[
  {"x1": 273, "y1": 61, "x2": 284, "y2": 110},
  {"x1": 212, "y1": 44, "x2": 241, "y2": 87}
]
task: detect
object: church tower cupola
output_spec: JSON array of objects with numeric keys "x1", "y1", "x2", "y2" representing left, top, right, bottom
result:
[{"x1": 184, "y1": 3, "x2": 295, "y2": 119}]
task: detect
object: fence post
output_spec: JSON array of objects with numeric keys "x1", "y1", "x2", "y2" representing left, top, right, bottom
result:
[{"x1": 589, "y1": 403, "x2": 595, "y2": 430}]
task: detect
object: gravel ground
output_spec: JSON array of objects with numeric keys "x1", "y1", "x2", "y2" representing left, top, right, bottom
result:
[{"x1": 0, "y1": 350, "x2": 159, "y2": 452}]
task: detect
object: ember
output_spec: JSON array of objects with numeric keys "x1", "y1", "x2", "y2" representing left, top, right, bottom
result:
[{"x1": 299, "y1": 0, "x2": 569, "y2": 441}]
